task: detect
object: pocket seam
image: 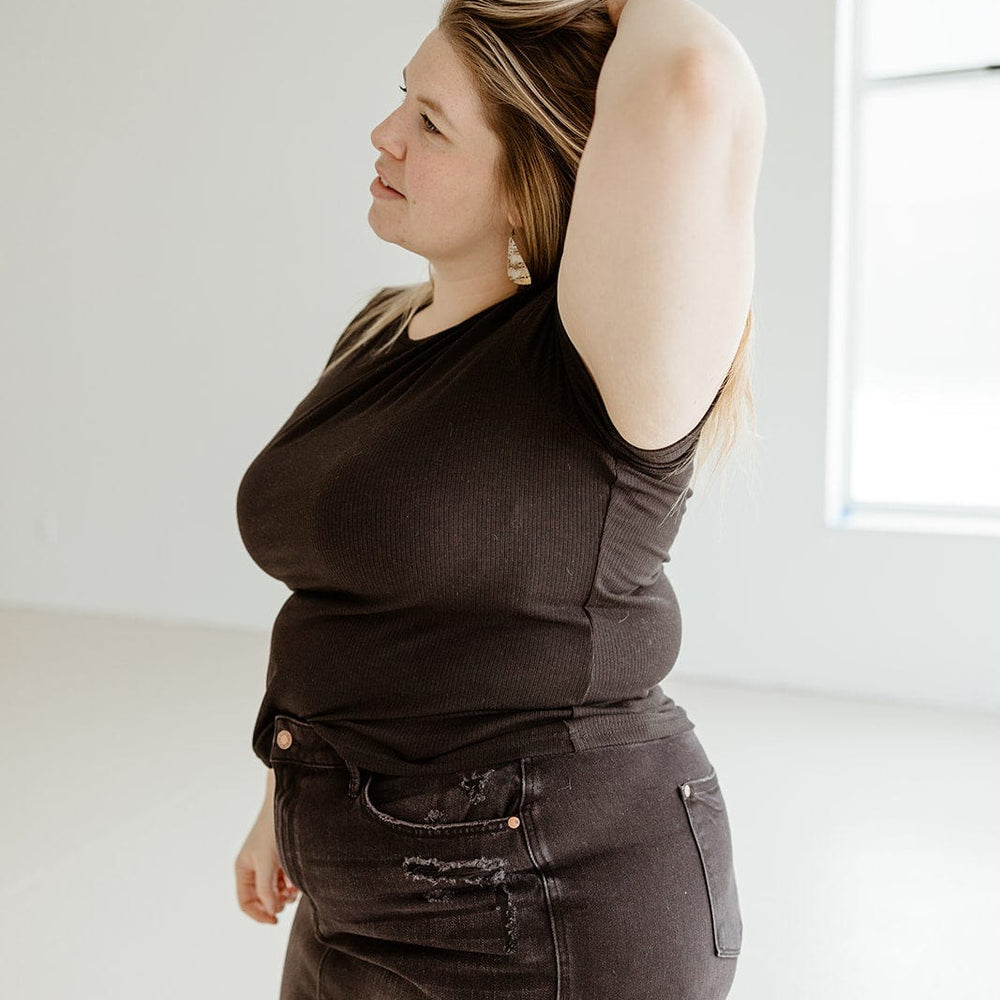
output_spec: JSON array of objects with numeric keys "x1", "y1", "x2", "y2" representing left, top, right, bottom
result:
[
  {"x1": 358, "y1": 771, "x2": 521, "y2": 839},
  {"x1": 679, "y1": 768, "x2": 742, "y2": 959}
]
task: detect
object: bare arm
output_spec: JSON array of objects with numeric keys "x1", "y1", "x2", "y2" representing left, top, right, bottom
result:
[
  {"x1": 558, "y1": 0, "x2": 764, "y2": 450},
  {"x1": 608, "y1": 0, "x2": 758, "y2": 80}
]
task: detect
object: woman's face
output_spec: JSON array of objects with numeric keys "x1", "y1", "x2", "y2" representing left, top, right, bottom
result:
[{"x1": 368, "y1": 28, "x2": 516, "y2": 274}]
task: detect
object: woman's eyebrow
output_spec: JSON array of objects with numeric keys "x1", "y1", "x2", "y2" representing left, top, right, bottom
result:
[{"x1": 402, "y1": 66, "x2": 458, "y2": 132}]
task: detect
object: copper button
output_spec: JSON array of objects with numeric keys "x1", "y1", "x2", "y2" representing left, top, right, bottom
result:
[
  {"x1": 276, "y1": 729, "x2": 293, "y2": 750},
  {"x1": 507, "y1": 816, "x2": 520, "y2": 829}
]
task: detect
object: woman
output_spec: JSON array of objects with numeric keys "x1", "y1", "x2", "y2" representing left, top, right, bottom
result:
[{"x1": 234, "y1": 0, "x2": 765, "y2": 997}]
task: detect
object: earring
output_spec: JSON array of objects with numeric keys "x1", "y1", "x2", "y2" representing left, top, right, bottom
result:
[{"x1": 507, "y1": 231, "x2": 531, "y2": 286}]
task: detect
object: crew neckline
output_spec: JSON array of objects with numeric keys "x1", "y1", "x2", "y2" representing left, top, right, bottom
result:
[{"x1": 397, "y1": 289, "x2": 535, "y2": 348}]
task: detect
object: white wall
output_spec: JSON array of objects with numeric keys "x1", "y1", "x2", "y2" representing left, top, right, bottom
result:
[
  {"x1": 2, "y1": 0, "x2": 997, "y2": 714},
  {"x1": 1, "y1": 0, "x2": 437, "y2": 627}
]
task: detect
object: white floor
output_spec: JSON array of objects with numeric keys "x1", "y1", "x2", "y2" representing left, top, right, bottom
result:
[{"x1": 1, "y1": 604, "x2": 997, "y2": 1000}]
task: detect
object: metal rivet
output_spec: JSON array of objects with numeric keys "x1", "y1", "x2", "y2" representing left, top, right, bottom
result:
[
  {"x1": 276, "y1": 729, "x2": 293, "y2": 750},
  {"x1": 681, "y1": 784, "x2": 691, "y2": 799},
  {"x1": 507, "y1": 816, "x2": 520, "y2": 829}
]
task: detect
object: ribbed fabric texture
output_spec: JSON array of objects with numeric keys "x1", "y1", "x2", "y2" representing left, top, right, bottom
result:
[{"x1": 236, "y1": 271, "x2": 721, "y2": 775}]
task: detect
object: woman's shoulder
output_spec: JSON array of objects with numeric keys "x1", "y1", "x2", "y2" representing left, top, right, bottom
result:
[{"x1": 321, "y1": 286, "x2": 403, "y2": 369}]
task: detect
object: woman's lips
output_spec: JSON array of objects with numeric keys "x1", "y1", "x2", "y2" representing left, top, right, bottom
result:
[{"x1": 372, "y1": 174, "x2": 405, "y2": 199}]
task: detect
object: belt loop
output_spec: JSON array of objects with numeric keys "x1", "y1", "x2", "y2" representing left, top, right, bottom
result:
[{"x1": 345, "y1": 760, "x2": 362, "y2": 799}]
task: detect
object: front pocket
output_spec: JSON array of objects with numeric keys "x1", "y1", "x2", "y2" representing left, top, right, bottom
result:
[
  {"x1": 678, "y1": 767, "x2": 743, "y2": 958},
  {"x1": 359, "y1": 761, "x2": 525, "y2": 839}
]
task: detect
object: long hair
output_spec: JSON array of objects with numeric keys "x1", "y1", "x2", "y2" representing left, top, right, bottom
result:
[{"x1": 329, "y1": 0, "x2": 757, "y2": 493}]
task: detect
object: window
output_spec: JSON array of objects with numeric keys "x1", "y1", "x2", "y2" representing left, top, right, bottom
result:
[{"x1": 827, "y1": 0, "x2": 1000, "y2": 537}]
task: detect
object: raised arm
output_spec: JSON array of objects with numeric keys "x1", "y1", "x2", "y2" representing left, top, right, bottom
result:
[{"x1": 558, "y1": 0, "x2": 766, "y2": 450}]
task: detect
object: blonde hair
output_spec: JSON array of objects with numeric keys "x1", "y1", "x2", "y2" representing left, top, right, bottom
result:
[{"x1": 330, "y1": 0, "x2": 757, "y2": 495}]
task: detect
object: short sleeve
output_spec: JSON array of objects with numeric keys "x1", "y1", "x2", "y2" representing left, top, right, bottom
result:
[{"x1": 542, "y1": 282, "x2": 722, "y2": 475}]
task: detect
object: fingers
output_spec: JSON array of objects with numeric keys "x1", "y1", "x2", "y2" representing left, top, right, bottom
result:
[
  {"x1": 236, "y1": 856, "x2": 278, "y2": 924},
  {"x1": 255, "y1": 863, "x2": 282, "y2": 920},
  {"x1": 277, "y1": 866, "x2": 300, "y2": 903},
  {"x1": 235, "y1": 852, "x2": 299, "y2": 924},
  {"x1": 234, "y1": 822, "x2": 300, "y2": 924}
]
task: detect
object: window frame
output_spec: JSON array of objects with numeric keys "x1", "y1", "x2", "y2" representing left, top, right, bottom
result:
[{"x1": 825, "y1": 0, "x2": 1000, "y2": 539}]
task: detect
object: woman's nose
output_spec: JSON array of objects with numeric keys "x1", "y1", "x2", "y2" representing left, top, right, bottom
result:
[{"x1": 370, "y1": 109, "x2": 401, "y2": 154}]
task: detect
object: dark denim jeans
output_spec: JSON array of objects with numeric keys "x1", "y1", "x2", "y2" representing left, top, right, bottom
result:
[{"x1": 269, "y1": 713, "x2": 742, "y2": 999}]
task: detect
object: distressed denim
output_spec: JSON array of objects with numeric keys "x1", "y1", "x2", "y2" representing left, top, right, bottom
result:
[{"x1": 270, "y1": 713, "x2": 742, "y2": 1000}]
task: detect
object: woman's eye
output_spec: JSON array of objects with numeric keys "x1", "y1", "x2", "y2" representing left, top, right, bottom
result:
[{"x1": 397, "y1": 85, "x2": 439, "y2": 135}]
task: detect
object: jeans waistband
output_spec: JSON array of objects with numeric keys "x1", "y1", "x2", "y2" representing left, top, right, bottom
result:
[{"x1": 269, "y1": 714, "x2": 364, "y2": 798}]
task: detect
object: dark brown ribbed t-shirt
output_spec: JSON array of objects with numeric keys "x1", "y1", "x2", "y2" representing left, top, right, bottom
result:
[{"x1": 236, "y1": 270, "x2": 721, "y2": 774}]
